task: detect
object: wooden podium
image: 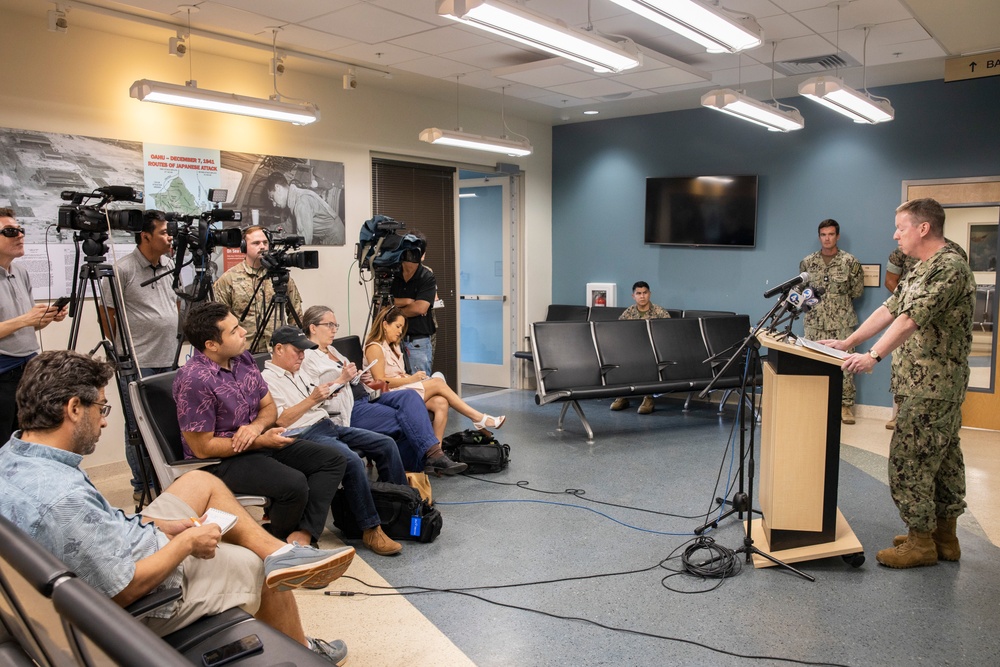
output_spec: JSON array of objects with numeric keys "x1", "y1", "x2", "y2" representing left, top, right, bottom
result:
[{"x1": 747, "y1": 333, "x2": 863, "y2": 568}]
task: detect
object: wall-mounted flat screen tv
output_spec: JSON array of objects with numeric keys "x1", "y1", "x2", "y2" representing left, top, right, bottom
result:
[{"x1": 644, "y1": 175, "x2": 758, "y2": 248}]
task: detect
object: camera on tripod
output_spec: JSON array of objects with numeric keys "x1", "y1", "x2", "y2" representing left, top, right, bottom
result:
[
  {"x1": 165, "y1": 210, "x2": 244, "y2": 253},
  {"x1": 261, "y1": 235, "x2": 319, "y2": 271},
  {"x1": 58, "y1": 186, "x2": 145, "y2": 233},
  {"x1": 356, "y1": 215, "x2": 425, "y2": 270}
]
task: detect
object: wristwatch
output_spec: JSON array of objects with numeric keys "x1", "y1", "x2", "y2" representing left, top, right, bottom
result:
[{"x1": 869, "y1": 349, "x2": 882, "y2": 363}]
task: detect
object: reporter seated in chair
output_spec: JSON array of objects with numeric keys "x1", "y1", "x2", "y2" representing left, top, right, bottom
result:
[
  {"x1": 262, "y1": 325, "x2": 404, "y2": 556},
  {"x1": 364, "y1": 306, "x2": 505, "y2": 474},
  {"x1": 0, "y1": 350, "x2": 354, "y2": 665},
  {"x1": 300, "y1": 305, "x2": 455, "y2": 475}
]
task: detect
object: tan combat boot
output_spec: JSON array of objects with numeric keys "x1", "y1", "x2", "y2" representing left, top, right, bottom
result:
[
  {"x1": 892, "y1": 517, "x2": 961, "y2": 561},
  {"x1": 931, "y1": 517, "x2": 961, "y2": 561},
  {"x1": 877, "y1": 531, "x2": 937, "y2": 568},
  {"x1": 841, "y1": 406, "x2": 855, "y2": 424}
]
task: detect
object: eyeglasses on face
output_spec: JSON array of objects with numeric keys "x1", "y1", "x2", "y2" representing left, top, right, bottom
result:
[
  {"x1": 1, "y1": 226, "x2": 26, "y2": 238},
  {"x1": 90, "y1": 401, "x2": 113, "y2": 417},
  {"x1": 317, "y1": 322, "x2": 340, "y2": 331}
]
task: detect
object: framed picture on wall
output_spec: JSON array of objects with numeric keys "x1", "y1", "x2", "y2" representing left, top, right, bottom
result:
[
  {"x1": 586, "y1": 282, "x2": 616, "y2": 307},
  {"x1": 969, "y1": 224, "x2": 998, "y2": 272}
]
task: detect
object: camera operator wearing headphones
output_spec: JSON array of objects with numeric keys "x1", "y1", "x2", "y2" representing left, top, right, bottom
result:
[
  {"x1": 390, "y1": 241, "x2": 437, "y2": 375},
  {"x1": 100, "y1": 209, "x2": 179, "y2": 499},
  {"x1": 1, "y1": 208, "x2": 68, "y2": 446},
  {"x1": 215, "y1": 226, "x2": 303, "y2": 354}
]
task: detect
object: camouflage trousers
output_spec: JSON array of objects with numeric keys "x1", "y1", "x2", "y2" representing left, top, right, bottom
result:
[
  {"x1": 889, "y1": 396, "x2": 967, "y2": 533},
  {"x1": 804, "y1": 325, "x2": 855, "y2": 406}
]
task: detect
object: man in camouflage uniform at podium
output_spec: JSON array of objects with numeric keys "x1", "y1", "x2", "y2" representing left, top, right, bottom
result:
[
  {"x1": 883, "y1": 240, "x2": 968, "y2": 429},
  {"x1": 800, "y1": 219, "x2": 864, "y2": 424},
  {"x1": 830, "y1": 198, "x2": 975, "y2": 569}
]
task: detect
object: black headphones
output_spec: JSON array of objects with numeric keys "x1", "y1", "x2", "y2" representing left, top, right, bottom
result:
[{"x1": 240, "y1": 226, "x2": 272, "y2": 253}]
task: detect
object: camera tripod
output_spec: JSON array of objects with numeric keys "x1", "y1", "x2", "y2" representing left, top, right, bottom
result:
[
  {"x1": 363, "y1": 265, "x2": 399, "y2": 339},
  {"x1": 694, "y1": 298, "x2": 814, "y2": 582},
  {"x1": 244, "y1": 267, "x2": 302, "y2": 353},
  {"x1": 65, "y1": 231, "x2": 155, "y2": 511}
]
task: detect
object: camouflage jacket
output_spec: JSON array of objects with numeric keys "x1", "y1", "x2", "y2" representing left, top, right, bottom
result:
[
  {"x1": 619, "y1": 304, "x2": 672, "y2": 320},
  {"x1": 887, "y1": 238, "x2": 968, "y2": 283},
  {"x1": 214, "y1": 261, "x2": 303, "y2": 353},
  {"x1": 799, "y1": 249, "x2": 864, "y2": 333},
  {"x1": 886, "y1": 245, "x2": 975, "y2": 401}
]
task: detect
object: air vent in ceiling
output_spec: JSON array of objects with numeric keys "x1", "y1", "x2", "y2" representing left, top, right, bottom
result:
[{"x1": 770, "y1": 52, "x2": 861, "y2": 76}]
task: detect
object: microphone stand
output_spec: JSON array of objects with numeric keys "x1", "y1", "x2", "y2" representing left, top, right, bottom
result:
[{"x1": 694, "y1": 291, "x2": 815, "y2": 582}]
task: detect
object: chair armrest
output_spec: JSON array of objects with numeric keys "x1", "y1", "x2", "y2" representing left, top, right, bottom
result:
[
  {"x1": 125, "y1": 587, "x2": 182, "y2": 619},
  {"x1": 167, "y1": 458, "x2": 222, "y2": 469}
]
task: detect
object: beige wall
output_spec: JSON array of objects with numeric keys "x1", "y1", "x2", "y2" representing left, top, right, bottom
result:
[{"x1": 2, "y1": 7, "x2": 553, "y2": 467}]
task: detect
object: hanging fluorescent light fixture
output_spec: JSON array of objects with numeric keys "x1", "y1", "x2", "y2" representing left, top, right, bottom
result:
[
  {"x1": 129, "y1": 79, "x2": 320, "y2": 125},
  {"x1": 797, "y1": 75, "x2": 893, "y2": 125},
  {"x1": 436, "y1": 0, "x2": 641, "y2": 73},
  {"x1": 606, "y1": 0, "x2": 762, "y2": 53},
  {"x1": 701, "y1": 88, "x2": 804, "y2": 132},
  {"x1": 419, "y1": 128, "x2": 532, "y2": 157}
]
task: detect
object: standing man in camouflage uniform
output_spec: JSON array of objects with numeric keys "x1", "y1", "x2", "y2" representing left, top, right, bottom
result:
[
  {"x1": 828, "y1": 198, "x2": 975, "y2": 569},
  {"x1": 610, "y1": 281, "x2": 672, "y2": 415},
  {"x1": 884, "y1": 240, "x2": 968, "y2": 430},
  {"x1": 800, "y1": 219, "x2": 864, "y2": 424},
  {"x1": 215, "y1": 226, "x2": 303, "y2": 353}
]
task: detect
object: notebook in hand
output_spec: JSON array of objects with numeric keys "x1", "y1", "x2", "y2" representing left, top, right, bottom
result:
[{"x1": 204, "y1": 508, "x2": 238, "y2": 535}]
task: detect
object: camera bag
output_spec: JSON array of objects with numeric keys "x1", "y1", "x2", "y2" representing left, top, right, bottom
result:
[
  {"x1": 442, "y1": 429, "x2": 511, "y2": 474},
  {"x1": 331, "y1": 481, "x2": 442, "y2": 543}
]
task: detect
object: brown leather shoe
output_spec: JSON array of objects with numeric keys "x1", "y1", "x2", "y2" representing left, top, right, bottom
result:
[
  {"x1": 637, "y1": 396, "x2": 655, "y2": 415},
  {"x1": 610, "y1": 397, "x2": 630, "y2": 411},
  {"x1": 877, "y1": 531, "x2": 937, "y2": 568},
  {"x1": 841, "y1": 406, "x2": 855, "y2": 424},
  {"x1": 363, "y1": 525, "x2": 402, "y2": 556}
]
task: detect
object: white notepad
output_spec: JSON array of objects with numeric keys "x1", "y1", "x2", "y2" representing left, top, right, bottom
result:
[{"x1": 203, "y1": 508, "x2": 238, "y2": 534}]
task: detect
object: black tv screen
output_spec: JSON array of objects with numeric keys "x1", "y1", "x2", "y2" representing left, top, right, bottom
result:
[{"x1": 644, "y1": 175, "x2": 758, "y2": 248}]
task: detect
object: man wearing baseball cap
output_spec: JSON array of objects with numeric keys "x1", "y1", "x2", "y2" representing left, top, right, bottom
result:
[{"x1": 262, "y1": 325, "x2": 405, "y2": 557}]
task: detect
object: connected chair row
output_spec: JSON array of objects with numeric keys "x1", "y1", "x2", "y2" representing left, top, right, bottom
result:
[
  {"x1": 529, "y1": 315, "x2": 754, "y2": 442},
  {"x1": 0, "y1": 515, "x2": 328, "y2": 667}
]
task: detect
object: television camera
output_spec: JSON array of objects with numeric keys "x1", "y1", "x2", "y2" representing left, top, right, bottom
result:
[
  {"x1": 356, "y1": 215, "x2": 426, "y2": 329},
  {"x1": 260, "y1": 234, "x2": 320, "y2": 271},
  {"x1": 58, "y1": 186, "x2": 145, "y2": 234}
]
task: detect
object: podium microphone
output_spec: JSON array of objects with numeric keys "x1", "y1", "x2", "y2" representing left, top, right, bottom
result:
[{"x1": 764, "y1": 271, "x2": 809, "y2": 299}]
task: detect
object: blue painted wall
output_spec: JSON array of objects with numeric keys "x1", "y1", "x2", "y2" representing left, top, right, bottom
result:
[{"x1": 552, "y1": 77, "x2": 1000, "y2": 407}]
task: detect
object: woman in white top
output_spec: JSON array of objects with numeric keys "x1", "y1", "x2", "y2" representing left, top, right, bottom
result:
[
  {"x1": 363, "y1": 306, "x2": 505, "y2": 445},
  {"x1": 300, "y1": 305, "x2": 466, "y2": 475}
]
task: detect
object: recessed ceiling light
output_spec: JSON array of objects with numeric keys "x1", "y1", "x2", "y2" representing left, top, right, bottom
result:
[{"x1": 583, "y1": 110, "x2": 599, "y2": 115}]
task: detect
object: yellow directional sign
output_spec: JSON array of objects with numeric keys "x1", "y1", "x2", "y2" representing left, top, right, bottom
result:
[{"x1": 945, "y1": 51, "x2": 1000, "y2": 82}]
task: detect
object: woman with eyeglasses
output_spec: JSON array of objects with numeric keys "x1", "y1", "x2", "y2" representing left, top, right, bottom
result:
[
  {"x1": 300, "y1": 305, "x2": 465, "y2": 475},
  {"x1": 364, "y1": 306, "x2": 505, "y2": 444}
]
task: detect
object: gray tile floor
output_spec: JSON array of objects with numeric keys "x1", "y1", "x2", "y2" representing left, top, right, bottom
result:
[{"x1": 352, "y1": 390, "x2": 1000, "y2": 667}]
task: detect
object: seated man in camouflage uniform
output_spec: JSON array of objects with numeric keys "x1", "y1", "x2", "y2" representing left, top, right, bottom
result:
[
  {"x1": 828, "y1": 198, "x2": 975, "y2": 569},
  {"x1": 610, "y1": 281, "x2": 672, "y2": 415},
  {"x1": 799, "y1": 219, "x2": 864, "y2": 424}
]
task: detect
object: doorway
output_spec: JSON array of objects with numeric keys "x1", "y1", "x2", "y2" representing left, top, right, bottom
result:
[{"x1": 458, "y1": 173, "x2": 511, "y2": 388}]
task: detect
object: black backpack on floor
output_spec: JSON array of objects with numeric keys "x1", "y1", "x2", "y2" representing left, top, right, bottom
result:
[
  {"x1": 331, "y1": 481, "x2": 442, "y2": 543},
  {"x1": 442, "y1": 429, "x2": 511, "y2": 474}
]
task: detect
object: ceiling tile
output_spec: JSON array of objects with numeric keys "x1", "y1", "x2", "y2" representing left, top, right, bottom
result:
[
  {"x1": 209, "y1": 0, "x2": 355, "y2": 24},
  {"x1": 371, "y1": 0, "x2": 455, "y2": 27},
  {"x1": 180, "y1": 2, "x2": 278, "y2": 36},
  {"x1": 302, "y1": 3, "x2": 436, "y2": 44},
  {"x1": 493, "y1": 62, "x2": 597, "y2": 88},
  {"x1": 548, "y1": 78, "x2": 640, "y2": 98},
  {"x1": 520, "y1": 0, "x2": 630, "y2": 27},
  {"x1": 328, "y1": 41, "x2": 426, "y2": 66},
  {"x1": 275, "y1": 24, "x2": 357, "y2": 53},
  {"x1": 441, "y1": 42, "x2": 544, "y2": 70},
  {"x1": 613, "y1": 66, "x2": 708, "y2": 90},
  {"x1": 388, "y1": 26, "x2": 492, "y2": 55},
  {"x1": 391, "y1": 55, "x2": 483, "y2": 79}
]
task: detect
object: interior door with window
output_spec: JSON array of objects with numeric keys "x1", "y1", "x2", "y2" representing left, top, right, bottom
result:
[{"x1": 458, "y1": 176, "x2": 510, "y2": 387}]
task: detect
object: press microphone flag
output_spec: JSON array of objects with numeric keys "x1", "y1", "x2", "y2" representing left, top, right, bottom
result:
[{"x1": 763, "y1": 271, "x2": 809, "y2": 299}]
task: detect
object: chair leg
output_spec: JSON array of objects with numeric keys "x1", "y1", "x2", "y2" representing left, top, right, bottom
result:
[
  {"x1": 718, "y1": 389, "x2": 734, "y2": 413},
  {"x1": 558, "y1": 400, "x2": 595, "y2": 443},
  {"x1": 683, "y1": 392, "x2": 693, "y2": 411}
]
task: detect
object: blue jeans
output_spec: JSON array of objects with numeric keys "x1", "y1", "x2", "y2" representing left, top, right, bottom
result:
[
  {"x1": 403, "y1": 335, "x2": 433, "y2": 375},
  {"x1": 351, "y1": 391, "x2": 438, "y2": 471},
  {"x1": 125, "y1": 366, "x2": 172, "y2": 493},
  {"x1": 299, "y1": 419, "x2": 405, "y2": 531}
]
